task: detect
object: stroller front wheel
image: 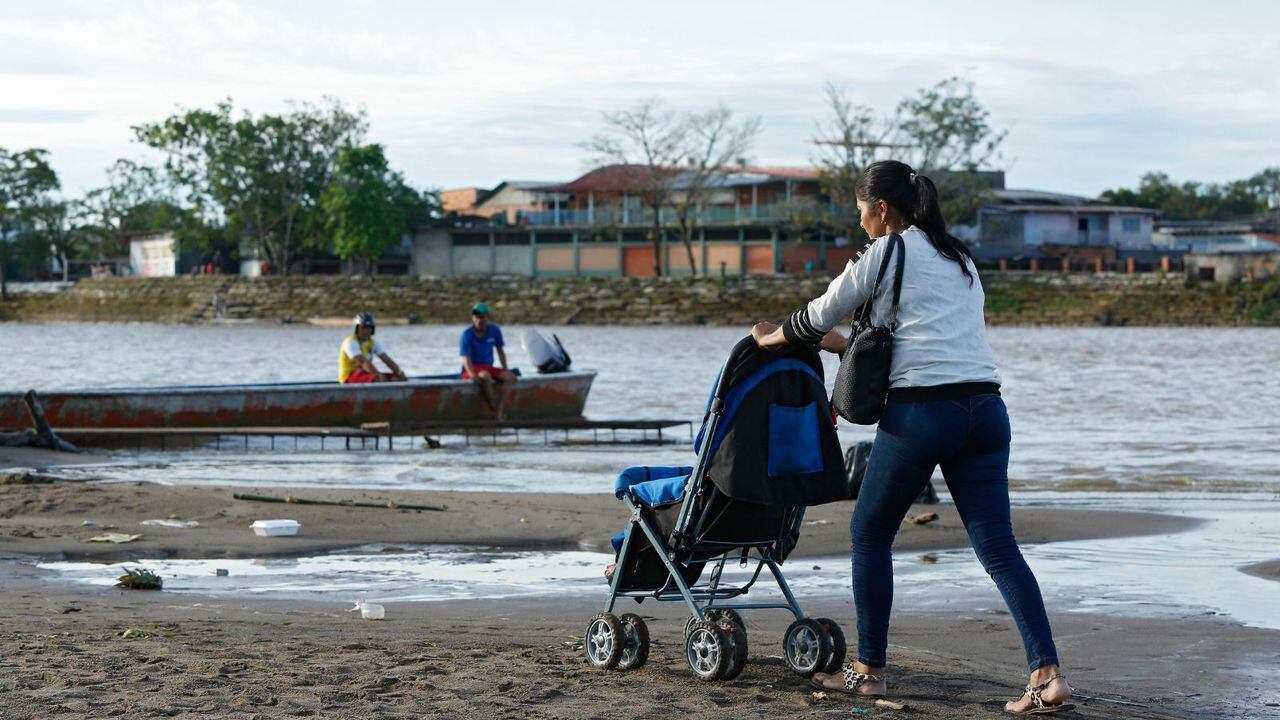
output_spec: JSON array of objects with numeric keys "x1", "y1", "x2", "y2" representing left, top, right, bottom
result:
[
  {"x1": 584, "y1": 612, "x2": 626, "y2": 669},
  {"x1": 616, "y1": 613, "x2": 650, "y2": 671},
  {"x1": 685, "y1": 620, "x2": 735, "y2": 681},
  {"x1": 783, "y1": 618, "x2": 833, "y2": 677}
]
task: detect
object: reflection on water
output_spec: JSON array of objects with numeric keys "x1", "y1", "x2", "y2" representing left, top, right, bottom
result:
[
  {"x1": 3, "y1": 324, "x2": 1278, "y2": 493},
  {"x1": 37, "y1": 496, "x2": 1280, "y2": 629}
]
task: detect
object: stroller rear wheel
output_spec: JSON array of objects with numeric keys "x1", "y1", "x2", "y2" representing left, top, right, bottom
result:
[
  {"x1": 584, "y1": 612, "x2": 626, "y2": 669},
  {"x1": 814, "y1": 617, "x2": 846, "y2": 674},
  {"x1": 782, "y1": 618, "x2": 833, "y2": 677},
  {"x1": 685, "y1": 620, "x2": 735, "y2": 681},
  {"x1": 717, "y1": 617, "x2": 749, "y2": 680},
  {"x1": 684, "y1": 609, "x2": 745, "y2": 644},
  {"x1": 616, "y1": 613, "x2": 650, "y2": 671}
]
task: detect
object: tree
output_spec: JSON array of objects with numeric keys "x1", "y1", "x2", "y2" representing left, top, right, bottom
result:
[
  {"x1": 812, "y1": 83, "x2": 896, "y2": 240},
  {"x1": 583, "y1": 99, "x2": 688, "y2": 276},
  {"x1": 322, "y1": 144, "x2": 406, "y2": 273},
  {"x1": 1101, "y1": 169, "x2": 1280, "y2": 222},
  {"x1": 27, "y1": 200, "x2": 88, "y2": 282},
  {"x1": 134, "y1": 98, "x2": 367, "y2": 274},
  {"x1": 813, "y1": 77, "x2": 1007, "y2": 237},
  {"x1": 671, "y1": 106, "x2": 761, "y2": 275},
  {"x1": 391, "y1": 178, "x2": 443, "y2": 234},
  {"x1": 0, "y1": 147, "x2": 60, "y2": 299},
  {"x1": 77, "y1": 159, "x2": 177, "y2": 262}
]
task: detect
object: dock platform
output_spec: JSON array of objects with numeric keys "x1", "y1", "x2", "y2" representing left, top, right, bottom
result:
[{"x1": 52, "y1": 418, "x2": 693, "y2": 451}]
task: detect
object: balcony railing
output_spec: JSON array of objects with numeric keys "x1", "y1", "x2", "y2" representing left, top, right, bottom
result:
[{"x1": 517, "y1": 203, "x2": 852, "y2": 228}]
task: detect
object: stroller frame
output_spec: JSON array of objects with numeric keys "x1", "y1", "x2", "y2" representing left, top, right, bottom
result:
[{"x1": 587, "y1": 338, "x2": 846, "y2": 681}]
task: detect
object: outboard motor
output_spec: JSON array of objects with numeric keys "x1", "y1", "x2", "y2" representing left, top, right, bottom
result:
[{"x1": 520, "y1": 328, "x2": 572, "y2": 374}]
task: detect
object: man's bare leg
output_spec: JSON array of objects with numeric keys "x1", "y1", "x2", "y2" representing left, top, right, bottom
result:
[
  {"x1": 494, "y1": 371, "x2": 516, "y2": 421},
  {"x1": 476, "y1": 373, "x2": 498, "y2": 412}
]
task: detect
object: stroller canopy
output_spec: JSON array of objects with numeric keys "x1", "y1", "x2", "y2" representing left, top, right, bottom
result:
[{"x1": 694, "y1": 341, "x2": 846, "y2": 507}]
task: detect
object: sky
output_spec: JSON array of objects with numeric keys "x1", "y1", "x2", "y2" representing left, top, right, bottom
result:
[{"x1": 2, "y1": 0, "x2": 1278, "y2": 198}]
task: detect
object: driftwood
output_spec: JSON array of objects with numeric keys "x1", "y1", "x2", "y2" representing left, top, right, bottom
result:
[
  {"x1": 1, "y1": 391, "x2": 79, "y2": 453},
  {"x1": 232, "y1": 492, "x2": 446, "y2": 512}
]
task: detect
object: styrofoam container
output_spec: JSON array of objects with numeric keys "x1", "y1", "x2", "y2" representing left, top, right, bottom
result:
[{"x1": 250, "y1": 519, "x2": 301, "y2": 537}]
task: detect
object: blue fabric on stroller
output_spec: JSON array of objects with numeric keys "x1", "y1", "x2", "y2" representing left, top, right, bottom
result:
[{"x1": 610, "y1": 466, "x2": 692, "y2": 552}]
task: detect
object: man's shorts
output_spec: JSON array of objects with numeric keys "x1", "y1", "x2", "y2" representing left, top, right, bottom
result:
[
  {"x1": 343, "y1": 369, "x2": 380, "y2": 384},
  {"x1": 462, "y1": 364, "x2": 508, "y2": 381}
]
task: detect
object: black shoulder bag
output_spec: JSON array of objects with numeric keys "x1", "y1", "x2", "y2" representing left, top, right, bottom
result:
[{"x1": 830, "y1": 233, "x2": 905, "y2": 425}]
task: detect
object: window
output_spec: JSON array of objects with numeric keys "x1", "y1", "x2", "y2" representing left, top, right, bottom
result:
[{"x1": 1122, "y1": 217, "x2": 1140, "y2": 233}]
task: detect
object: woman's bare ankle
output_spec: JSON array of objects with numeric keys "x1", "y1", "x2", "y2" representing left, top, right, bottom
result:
[
  {"x1": 1028, "y1": 664, "x2": 1070, "y2": 701},
  {"x1": 853, "y1": 660, "x2": 886, "y2": 677}
]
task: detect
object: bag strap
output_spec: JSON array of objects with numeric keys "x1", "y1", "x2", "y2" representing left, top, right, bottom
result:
[{"x1": 851, "y1": 233, "x2": 902, "y2": 330}]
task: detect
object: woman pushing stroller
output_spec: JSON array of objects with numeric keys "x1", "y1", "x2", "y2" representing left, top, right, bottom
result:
[{"x1": 751, "y1": 161, "x2": 1073, "y2": 715}]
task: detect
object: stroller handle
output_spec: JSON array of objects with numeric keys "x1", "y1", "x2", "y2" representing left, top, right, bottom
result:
[{"x1": 709, "y1": 336, "x2": 762, "y2": 407}]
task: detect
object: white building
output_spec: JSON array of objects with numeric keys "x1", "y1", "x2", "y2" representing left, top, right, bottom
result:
[
  {"x1": 129, "y1": 233, "x2": 177, "y2": 277},
  {"x1": 973, "y1": 190, "x2": 1156, "y2": 258}
]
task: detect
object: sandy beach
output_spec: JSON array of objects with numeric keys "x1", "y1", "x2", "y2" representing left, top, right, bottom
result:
[{"x1": 1, "y1": 448, "x2": 1277, "y2": 719}]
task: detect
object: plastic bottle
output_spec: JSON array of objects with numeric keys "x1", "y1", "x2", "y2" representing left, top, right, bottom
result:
[{"x1": 348, "y1": 598, "x2": 385, "y2": 620}]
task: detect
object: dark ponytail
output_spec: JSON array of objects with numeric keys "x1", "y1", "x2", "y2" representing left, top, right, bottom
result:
[{"x1": 854, "y1": 160, "x2": 975, "y2": 284}]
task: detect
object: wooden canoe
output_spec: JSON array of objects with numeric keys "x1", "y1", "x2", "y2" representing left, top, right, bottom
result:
[{"x1": 0, "y1": 371, "x2": 595, "y2": 430}]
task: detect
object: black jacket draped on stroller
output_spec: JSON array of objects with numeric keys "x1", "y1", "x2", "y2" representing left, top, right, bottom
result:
[{"x1": 584, "y1": 337, "x2": 850, "y2": 681}]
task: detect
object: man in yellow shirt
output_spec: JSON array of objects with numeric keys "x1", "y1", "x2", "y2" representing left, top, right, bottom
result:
[{"x1": 339, "y1": 312, "x2": 407, "y2": 383}]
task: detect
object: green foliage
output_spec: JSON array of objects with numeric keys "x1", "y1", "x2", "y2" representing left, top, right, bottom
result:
[
  {"x1": 134, "y1": 98, "x2": 368, "y2": 273},
  {"x1": 23, "y1": 201, "x2": 88, "y2": 281},
  {"x1": 814, "y1": 77, "x2": 1005, "y2": 234},
  {"x1": 322, "y1": 144, "x2": 406, "y2": 270},
  {"x1": 0, "y1": 147, "x2": 61, "y2": 293},
  {"x1": 1100, "y1": 168, "x2": 1279, "y2": 221},
  {"x1": 77, "y1": 159, "x2": 182, "y2": 259},
  {"x1": 116, "y1": 567, "x2": 163, "y2": 590}
]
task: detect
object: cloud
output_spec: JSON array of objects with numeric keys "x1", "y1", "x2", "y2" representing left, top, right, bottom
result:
[
  {"x1": 0, "y1": 108, "x2": 93, "y2": 124},
  {"x1": 0, "y1": 0, "x2": 1277, "y2": 197}
]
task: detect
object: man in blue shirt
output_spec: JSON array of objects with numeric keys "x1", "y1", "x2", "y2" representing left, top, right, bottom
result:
[{"x1": 460, "y1": 302, "x2": 517, "y2": 420}]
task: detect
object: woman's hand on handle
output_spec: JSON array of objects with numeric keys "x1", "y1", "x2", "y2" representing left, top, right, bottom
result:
[
  {"x1": 751, "y1": 321, "x2": 787, "y2": 350},
  {"x1": 820, "y1": 329, "x2": 850, "y2": 355}
]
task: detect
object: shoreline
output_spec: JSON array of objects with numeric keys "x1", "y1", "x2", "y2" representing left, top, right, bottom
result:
[
  {"x1": 4, "y1": 273, "x2": 1279, "y2": 327},
  {"x1": 2, "y1": 460, "x2": 1276, "y2": 717},
  {"x1": 1242, "y1": 559, "x2": 1280, "y2": 582},
  {"x1": 0, "y1": 481, "x2": 1201, "y2": 564}
]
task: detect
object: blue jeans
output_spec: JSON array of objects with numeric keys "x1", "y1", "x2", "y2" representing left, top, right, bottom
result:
[{"x1": 850, "y1": 395, "x2": 1059, "y2": 672}]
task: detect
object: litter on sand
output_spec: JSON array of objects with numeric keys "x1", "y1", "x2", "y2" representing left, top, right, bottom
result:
[
  {"x1": 87, "y1": 532, "x2": 141, "y2": 544},
  {"x1": 875, "y1": 699, "x2": 909, "y2": 710},
  {"x1": 908, "y1": 512, "x2": 940, "y2": 525},
  {"x1": 250, "y1": 519, "x2": 300, "y2": 537},
  {"x1": 116, "y1": 567, "x2": 163, "y2": 590},
  {"x1": 140, "y1": 519, "x2": 199, "y2": 528},
  {"x1": 349, "y1": 598, "x2": 385, "y2": 620}
]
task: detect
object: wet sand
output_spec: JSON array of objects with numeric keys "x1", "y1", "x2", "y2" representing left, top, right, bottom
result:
[
  {"x1": 0, "y1": 481, "x2": 1200, "y2": 562},
  {"x1": 1242, "y1": 559, "x2": 1280, "y2": 583},
  {"x1": 1, "y1": 562, "x2": 1277, "y2": 719},
  {"x1": 0, "y1": 451, "x2": 1274, "y2": 719}
]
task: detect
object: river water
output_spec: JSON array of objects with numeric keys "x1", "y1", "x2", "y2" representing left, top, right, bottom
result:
[
  {"x1": 7, "y1": 322, "x2": 1280, "y2": 634},
  {"x1": 2, "y1": 323, "x2": 1277, "y2": 494}
]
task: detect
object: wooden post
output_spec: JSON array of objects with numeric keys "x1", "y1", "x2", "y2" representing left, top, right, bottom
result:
[
  {"x1": 1061, "y1": 257, "x2": 1070, "y2": 273},
  {"x1": 1160, "y1": 255, "x2": 1170, "y2": 273},
  {"x1": 1095, "y1": 257, "x2": 1103, "y2": 274},
  {"x1": 1029, "y1": 258, "x2": 1038, "y2": 272},
  {"x1": 21, "y1": 390, "x2": 77, "y2": 453},
  {"x1": 1126, "y1": 257, "x2": 1135, "y2": 274},
  {"x1": 998, "y1": 258, "x2": 1008, "y2": 272}
]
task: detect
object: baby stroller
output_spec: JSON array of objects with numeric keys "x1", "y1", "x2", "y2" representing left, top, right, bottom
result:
[{"x1": 583, "y1": 337, "x2": 849, "y2": 681}]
